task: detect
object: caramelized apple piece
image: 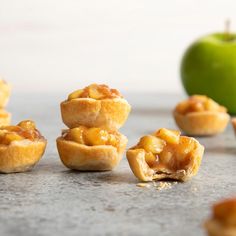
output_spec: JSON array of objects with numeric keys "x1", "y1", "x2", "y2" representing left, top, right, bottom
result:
[
  {"x1": 84, "y1": 127, "x2": 109, "y2": 146},
  {"x1": 159, "y1": 136, "x2": 196, "y2": 171},
  {"x1": 18, "y1": 120, "x2": 36, "y2": 130},
  {"x1": 204, "y1": 98, "x2": 220, "y2": 111},
  {"x1": 145, "y1": 152, "x2": 158, "y2": 167},
  {"x1": 159, "y1": 150, "x2": 172, "y2": 166},
  {"x1": 0, "y1": 132, "x2": 24, "y2": 145},
  {"x1": 64, "y1": 127, "x2": 85, "y2": 144},
  {"x1": 0, "y1": 120, "x2": 43, "y2": 145},
  {"x1": 189, "y1": 101, "x2": 205, "y2": 113},
  {"x1": 110, "y1": 88, "x2": 121, "y2": 97},
  {"x1": 155, "y1": 128, "x2": 180, "y2": 145},
  {"x1": 175, "y1": 101, "x2": 189, "y2": 114},
  {"x1": 137, "y1": 135, "x2": 165, "y2": 154},
  {"x1": 3, "y1": 125, "x2": 22, "y2": 133},
  {"x1": 107, "y1": 133, "x2": 120, "y2": 148},
  {"x1": 68, "y1": 89, "x2": 84, "y2": 100},
  {"x1": 88, "y1": 85, "x2": 105, "y2": 99},
  {"x1": 66, "y1": 83, "x2": 123, "y2": 101}
]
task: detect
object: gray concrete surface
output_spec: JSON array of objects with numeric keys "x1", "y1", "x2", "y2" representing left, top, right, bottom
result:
[{"x1": 0, "y1": 93, "x2": 236, "y2": 236}]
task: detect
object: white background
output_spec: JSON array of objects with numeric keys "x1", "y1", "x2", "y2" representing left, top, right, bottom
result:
[{"x1": 0, "y1": 0, "x2": 235, "y2": 94}]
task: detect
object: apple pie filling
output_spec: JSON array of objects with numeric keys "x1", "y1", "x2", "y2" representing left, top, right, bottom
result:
[
  {"x1": 175, "y1": 95, "x2": 227, "y2": 115},
  {"x1": 68, "y1": 84, "x2": 122, "y2": 101},
  {"x1": 0, "y1": 120, "x2": 43, "y2": 145},
  {"x1": 132, "y1": 128, "x2": 200, "y2": 173},
  {"x1": 63, "y1": 126, "x2": 122, "y2": 149}
]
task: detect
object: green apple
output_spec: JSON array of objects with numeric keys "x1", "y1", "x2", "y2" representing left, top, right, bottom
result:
[{"x1": 181, "y1": 32, "x2": 236, "y2": 114}]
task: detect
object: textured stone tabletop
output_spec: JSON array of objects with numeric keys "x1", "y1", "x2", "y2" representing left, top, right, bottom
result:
[{"x1": 0, "y1": 93, "x2": 236, "y2": 236}]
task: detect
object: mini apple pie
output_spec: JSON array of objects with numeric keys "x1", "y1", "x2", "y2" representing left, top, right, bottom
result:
[
  {"x1": 205, "y1": 197, "x2": 236, "y2": 236},
  {"x1": 126, "y1": 128, "x2": 204, "y2": 182},
  {"x1": 174, "y1": 95, "x2": 229, "y2": 136},
  {"x1": 0, "y1": 109, "x2": 11, "y2": 127},
  {"x1": 0, "y1": 78, "x2": 11, "y2": 108},
  {"x1": 60, "y1": 84, "x2": 131, "y2": 130},
  {"x1": 0, "y1": 120, "x2": 47, "y2": 173},
  {"x1": 57, "y1": 126, "x2": 128, "y2": 171}
]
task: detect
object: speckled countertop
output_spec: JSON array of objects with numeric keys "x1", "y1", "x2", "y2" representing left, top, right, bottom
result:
[{"x1": 0, "y1": 93, "x2": 235, "y2": 236}]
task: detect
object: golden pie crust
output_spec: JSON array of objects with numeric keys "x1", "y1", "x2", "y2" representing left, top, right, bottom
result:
[
  {"x1": 56, "y1": 133, "x2": 128, "y2": 171},
  {"x1": 205, "y1": 198, "x2": 236, "y2": 236},
  {"x1": 61, "y1": 98, "x2": 131, "y2": 130},
  {"x1": 0, "y1": 79, "x2": 10, "y2": 108},
  {"x1": 126, "y1": 130, "x2": 204, "y2": 182},
  {"x1": 174, "y1": 111, "x2": 229, "y2": 136},
  {"x1": 0, "y1": 140, "x2": 46, "y2": 173}
]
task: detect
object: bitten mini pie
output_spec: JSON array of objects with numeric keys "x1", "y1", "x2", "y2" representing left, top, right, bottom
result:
[
  {"x1": 174, "y1": 95, "x2": 229, "y2": 136},
  {"x1": 57, "y1": 126, "x2": 128, "y2": 171},
  {"x1": 126, "y1": 128, "x2": 204, "y2": 182},
  {"x1": 0, "y1": 120, "x2": 47, "y2": 173},
  {"x1": 205, "y1": 197, "x2": 236, "y2": 236},
  {"x1": 60, "y1": 84, "x2": 131, "y2": 130},
  {"x1": 0, "y1": 78, "x2": 11, "y2": 108}
]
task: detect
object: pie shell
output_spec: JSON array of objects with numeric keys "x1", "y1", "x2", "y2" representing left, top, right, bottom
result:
[
  {"x1": 0, "y1": 139, "x2": 47, "y2": 173},
  {"x1": 60, "y1": 98, "x2": 131, "y2": 130},
  {"x1": 174, "y1": 111, "x2": 229, "y2": 136},
  {"x1": 56, "y1": 134, "x2": 128, "y2": 171}
]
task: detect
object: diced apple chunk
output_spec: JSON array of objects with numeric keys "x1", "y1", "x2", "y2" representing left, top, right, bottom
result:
[
  {"x1": 137, "y1": 135, "x2": 165, "y2": 154},
  {"x1": 88, "y1": 85, "x2": 105, "y2": 99},
  {"x1": 189, "y1": 101, "x2": 205, "y2": 112},
  {"x1": 159, "y1": 151, "x2": 172, "y2": 165},
  {"x1": 84, "y1": 128, "x2": 109, "y2": 146},
  {"x1": 65, "y1": 127, "x2": 85, "y2": 144},
  {"x1": 145, "y1": 152, "x2": 157, "y2": 166},
  {"x1": 107, "y1": 133, "x2": 119, "y2": 147},
  {"x1": 174, "y1": 137, "x2": 196, "y2": 163},
  {"x1": 175, "y1": 101, "x2": 189, "y2": 114},
  {"x1": 1, "y1": 133, "x2": 24, "y2": 145},
  {"x1": 155, "y1": 128, "x2": 180, "y2": 145},
  {"x1": 204, "y1": 98, "x2": 220, "y2": 111},
  {"x1": 18, "y1": 120, "x2": 36, "y2": 130},
  {"x1": 68, "y1": 89, "x2": 84, "y2": 100}
]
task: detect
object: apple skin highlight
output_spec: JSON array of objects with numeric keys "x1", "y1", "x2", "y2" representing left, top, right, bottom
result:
[{"x1": 181, "y1": 33, "x2": 236, "y2": 114}]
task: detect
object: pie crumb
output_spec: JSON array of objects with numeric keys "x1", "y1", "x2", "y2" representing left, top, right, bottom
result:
[
  {"x1": 156, "y1": 182, "x2": 172, "y2": 190},
  {"x1": 136, "y1": 183, "x2": 151, "y2": 188},
  {"x1": 137, "y1": 181, "x2": 177, "y2": 190},
  {"x1": 192, "y1": 187, "x2": 198, "y2": 192}
]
